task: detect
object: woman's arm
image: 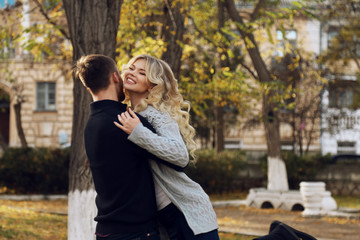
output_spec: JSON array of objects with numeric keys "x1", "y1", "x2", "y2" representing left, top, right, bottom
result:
[{"x1": 114, "y1": 107, "x2": 189, "y2": 168}]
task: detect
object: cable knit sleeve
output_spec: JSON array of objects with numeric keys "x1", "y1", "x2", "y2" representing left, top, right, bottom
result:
[{"x1": 128, "y1": 106, "x2": 189, "y2": 168}]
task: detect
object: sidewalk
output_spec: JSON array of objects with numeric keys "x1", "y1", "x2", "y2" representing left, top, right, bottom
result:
[{"x1": 213, "y1": 200, "x2": 360, "y2": 240}]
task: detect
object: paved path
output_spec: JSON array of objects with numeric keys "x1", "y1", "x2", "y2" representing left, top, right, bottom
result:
[{"x1": 214, "y1": 204, "x2": 360, "y2": 240}]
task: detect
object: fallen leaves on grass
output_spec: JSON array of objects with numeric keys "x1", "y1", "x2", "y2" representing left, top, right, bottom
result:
[
  {"x1": 323, "y1": 217, "x2": 360, "y2": 226},
  {"x1": 0, "y1": 200, "x2": 67, "y2": 240},
  {"x1": 218, "y1": 232, "x2": 256, "y2": 240}
]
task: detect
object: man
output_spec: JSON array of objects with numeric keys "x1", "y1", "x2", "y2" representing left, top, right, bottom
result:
[{"x1": 74, "y1": 54, "x2": 176, "y2": 240}]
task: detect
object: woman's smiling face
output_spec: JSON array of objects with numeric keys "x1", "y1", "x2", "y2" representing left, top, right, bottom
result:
[{"x1": 123, "y1": 58, "x2": 153, "y2": 95}]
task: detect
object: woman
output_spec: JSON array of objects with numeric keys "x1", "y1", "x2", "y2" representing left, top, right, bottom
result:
[{"x1": 114, "y1": 54, "x2": 219, "y2": 240}]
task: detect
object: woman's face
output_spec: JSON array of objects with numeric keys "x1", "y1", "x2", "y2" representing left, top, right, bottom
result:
[{"x1": 123, "y1": 58, "x2": 153, "y2": 96}]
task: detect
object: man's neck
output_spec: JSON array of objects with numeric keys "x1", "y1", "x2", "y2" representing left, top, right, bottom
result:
[{"x1": 92, "y1": 90, "x2": 119, "y2": 102}]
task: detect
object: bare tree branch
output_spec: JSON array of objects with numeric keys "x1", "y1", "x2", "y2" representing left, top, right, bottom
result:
[
  {"x1": 224, "y1": 0, "x2": 271, "y2": 83},
  {"x1": 164, "y1": 0, "x2": 177, "y2": 30},
  {"x1": 239, "y1": 61, "x2": 258, "y2": 80}
]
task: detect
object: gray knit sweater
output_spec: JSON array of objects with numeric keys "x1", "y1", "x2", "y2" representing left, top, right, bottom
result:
[{"x1": 128, "y1": 106, "x2": 218, "y2": 235}]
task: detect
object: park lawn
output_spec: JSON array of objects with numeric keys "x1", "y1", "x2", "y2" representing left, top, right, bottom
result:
[
  {"x1": 0, "y1": 199, "x2": 256, "y2": 240},
  {"x1": 209, "y1": 191, "x2": 249, "y2": 201},
  {"x1": 334, "y1": 195, "x2": 360, "y2": 209},
  {"x1": 0, "y1": 194, "x2": 358, "y2": 240},
  {"x1": 0, "y1": 199, "x2": 67, "y2": 240},
  {"x1": 219, "y1": 232, "x2": 255, "y2": 240}
]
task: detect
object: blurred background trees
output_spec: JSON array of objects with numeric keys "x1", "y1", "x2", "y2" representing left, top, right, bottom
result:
[{"x1": 2, "y1": 0, "x2": 359, "y2": 238}]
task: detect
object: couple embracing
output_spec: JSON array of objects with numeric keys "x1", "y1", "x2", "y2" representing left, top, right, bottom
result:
[{"x1": 74, "y1": 54, "x2": 220, "y2": 240}]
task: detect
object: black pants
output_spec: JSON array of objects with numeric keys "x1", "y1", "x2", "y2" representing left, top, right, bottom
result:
[
  {"x1": 95, "y1": 230, "x2": 160, "y2": 240},
  {"x1": 158, "y1": 203, "x2": 219, "y2": 240}
]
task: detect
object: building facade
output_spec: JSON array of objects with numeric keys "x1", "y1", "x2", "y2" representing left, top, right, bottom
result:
[
  {"x1": 223, "y1": 7, "x2": 359, "y2": 156},
  {"x1": 0, "y1": 60, "x2": 73, "y2": 149},
  {"x1": 0, "y1": 1, "x2": 359, "y2": 157},
  {"x1": 0, "y1": 0, "x2": 73, "y2": 153}
]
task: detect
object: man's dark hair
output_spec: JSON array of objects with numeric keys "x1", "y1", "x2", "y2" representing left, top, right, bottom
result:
[{"x1": 74, "y1": 54, "x2": 118, "y2": 94}]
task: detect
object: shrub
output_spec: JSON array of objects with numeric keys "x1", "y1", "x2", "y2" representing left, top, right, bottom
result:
[
  {"x1": 185, "y1": 149, "x2": 246, "y2": 194},
  {"x1": 0, "y1": 147, "x2": 70, "y2": 194}
]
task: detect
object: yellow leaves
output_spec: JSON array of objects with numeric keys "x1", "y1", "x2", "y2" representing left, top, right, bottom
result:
[
  {"x1": 245, "y1": 36, "x2": 255, "y2": 49},
  {"x1": 0, "y1": 186, "x2": 8, "y2": 194},
  {"x1": 184, "y1": 17, "x2": 189, "y2": 26},
  {"x1": 219, "y1": 232, "x2": 252, "y2": 240},
  {"x1": 0, "y1": 200, "x2": 67, "y2": 240},
  {"x1": 182, "y1": 44, "x2": 197, "y2": 57},
  {"x1": 324, "y1": 216, "x2": 360, "y2": 225},
  {"x1": 53, "y1": 1, "x2": 63, "y2": 12},
  {"x1": 217, "y1": 216, "x2": 238, "y2": 225}
]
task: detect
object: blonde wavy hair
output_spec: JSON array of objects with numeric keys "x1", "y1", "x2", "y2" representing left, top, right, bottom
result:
[{"x1": 122, "y1": 54, "x2": 197, "y2": 161}]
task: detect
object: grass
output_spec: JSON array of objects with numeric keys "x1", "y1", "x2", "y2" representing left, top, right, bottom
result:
[
  {"x1": 219, "y1": 232, "x2": 255, "y2": 240},
  {"x1": 0, "y1": 198, "x2": 257, "y2": 240},
  {"x1": 0, "y1": 200, "x2": 67, "y2": 240},
  {"x1": 209, "y1": 191, "x2": 249, "y2": 201},
  {"x1": 0, "y1": 193, "x2": 359, "y2": 240},
  {"x1": 333, "y1": 195, "x2": 360, "y2": 209}
]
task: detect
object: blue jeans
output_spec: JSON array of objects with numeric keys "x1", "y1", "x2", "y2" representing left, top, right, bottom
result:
[
  {"x1": 95, "y1": 230, "x2": 160, "y2": 240},
  {"x1": 158, "y1": 203, "x2": 220, "y2": 240}
]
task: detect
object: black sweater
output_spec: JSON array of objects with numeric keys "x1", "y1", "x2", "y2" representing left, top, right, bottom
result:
[{"x1": 84, "y1": 100, "x2": 161, "y2": 234}]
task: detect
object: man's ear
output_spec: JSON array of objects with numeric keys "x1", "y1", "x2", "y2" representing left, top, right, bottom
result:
[{"x1": 112, "y1": 72, "x2": 120, "y2": 83}]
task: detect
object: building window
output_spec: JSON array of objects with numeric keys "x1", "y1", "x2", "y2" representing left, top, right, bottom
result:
[
  {"x1": 0, "y1": 37, "x2": 16, "y2": 59},
  {"x1": 277, "y1": 30, "x2": 297, "y2": 45},
  {"x1": 275, "y1": 29, "x2": 297, "y2": 56},
  {"x1": 337, "y1": 141, "x2": 356, "y2": 154},
  {"x1": 328, "y1": 80, "x2": 357, "y2": 109},
  {"x1": 224, "y1": 139, "x2": 242, "y2": 149},
  {"x1": 327, "y1": 27, "x2": 338, "y2": 49},
  {"x1": 329, "y1": 88, "x2": 353, "y2": 108},
  {"x1": 36, "y1": 82, "x2": 56, "y2": 111}
]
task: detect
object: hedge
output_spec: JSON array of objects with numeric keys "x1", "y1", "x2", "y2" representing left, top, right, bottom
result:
[
  {"x1": 185, "y1": 149, "x2": 247, "y2": 194},
  {"x1": 1, "y1": 147, "x2": 330, "y2": 195},
  {"x1": 0, "y1": 147, "x2": 70, "y2": 194}
]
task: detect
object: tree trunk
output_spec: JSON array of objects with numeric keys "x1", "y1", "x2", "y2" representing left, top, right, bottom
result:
[
  {"x1": 0, "y1": 131, "x2": 8, "y2": 151},
  {"x1": 214, "y1": 106, "x2": 225, "y2": 152},
  {"x1": 14, "y1": 102, "x2": 27, "y2": 147},
  {"x1": 214, "y1": 0, "x2": 228, "y2": 153},
  {"x1": 161, "y1": 0, "x2": 185, "y2": 80},
  {"x1": 263, "y1": 97, "x2": 289, "y2": 190},
  {"x1": 63, "y1": 1, "x2": 122, "y2": 239},
  {"x1": 224, "y1": 0, "x2": 289, "y2": 191}
]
